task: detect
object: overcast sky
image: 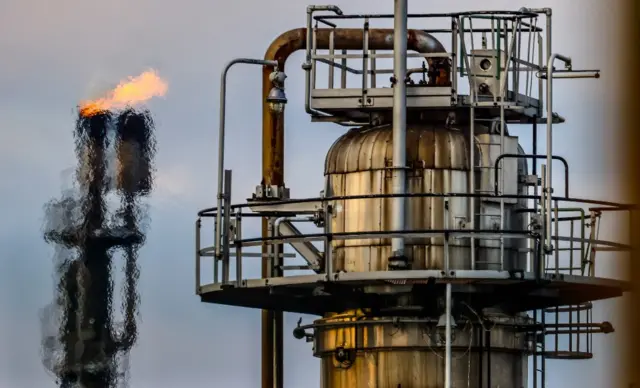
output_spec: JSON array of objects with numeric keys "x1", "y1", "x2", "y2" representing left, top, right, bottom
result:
[{"x1": 0, "y1": 0, "x2": 630, "y2": 387}]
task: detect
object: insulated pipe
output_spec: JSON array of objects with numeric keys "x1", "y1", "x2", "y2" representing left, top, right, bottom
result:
[
  {"x1": 392, "y1": 0, "x2": 408, "y2": 262},
  {"x1": 261, "y1": 26, "x2": 447, "y2": 388}
]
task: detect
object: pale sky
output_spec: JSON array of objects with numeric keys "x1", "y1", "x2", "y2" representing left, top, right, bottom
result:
[{"x1": 0, "y1": 0, "x2": 629, "y2": 387}]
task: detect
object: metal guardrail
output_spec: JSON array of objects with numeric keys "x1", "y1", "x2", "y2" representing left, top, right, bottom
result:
[
  {"x1": 306, "y1": 10, "x2": 547, "y2": 121},
  {"x1": 196, "y1": 190, "x2": 633, "y2": 290}
]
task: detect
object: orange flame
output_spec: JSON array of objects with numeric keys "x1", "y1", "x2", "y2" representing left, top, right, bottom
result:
[{"x1": 79, "y1": 69, "x2": 168, "y2": 117}]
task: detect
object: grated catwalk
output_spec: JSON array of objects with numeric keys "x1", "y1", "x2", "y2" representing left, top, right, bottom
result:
[{"x1": 40, "y1": 109, "x2": 156, "y2": 388}]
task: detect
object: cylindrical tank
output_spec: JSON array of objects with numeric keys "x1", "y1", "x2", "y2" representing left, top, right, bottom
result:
[
  {"x1": 313, "y1": 310, "x2": 530, "y2": 388},
  {"x1": 324, "y1": 122, "x2": 528, "y2": 273}
]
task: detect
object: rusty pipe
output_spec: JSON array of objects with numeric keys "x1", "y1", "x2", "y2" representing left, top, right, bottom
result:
[
  {"x1": 260, "y1": 27, "x2": 448, "y2": 388},
  {"x1": 263, "y1": 27, "x2": 448, "y2": 186}
]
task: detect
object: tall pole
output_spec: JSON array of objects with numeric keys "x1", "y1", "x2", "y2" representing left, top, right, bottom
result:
[{"x1": 391, "y1": 0, "x2": 408, "y2": 267}]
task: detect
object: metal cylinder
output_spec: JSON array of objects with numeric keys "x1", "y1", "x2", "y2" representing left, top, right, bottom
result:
[
  {"x1": 324, "y1": 122, "x2": 528, "y2": 272},
  {"x1": 391, "y1": 0, "x2": 408, "y2": 263},
  {"x1": 313, "y1": 310, "x2": 530, "y2": 388}
]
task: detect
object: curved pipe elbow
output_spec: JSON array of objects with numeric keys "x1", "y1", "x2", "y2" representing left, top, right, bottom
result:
[{"x1": 408, "y1": 30, "x2": 447, "y2": 55}]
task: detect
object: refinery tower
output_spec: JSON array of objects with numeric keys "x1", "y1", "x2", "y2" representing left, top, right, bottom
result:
[{"x1": 195, "y1": 4, "x2": 632, "y2": 388}]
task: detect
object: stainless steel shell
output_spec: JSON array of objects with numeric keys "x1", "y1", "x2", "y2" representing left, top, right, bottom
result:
[
  {"x1": 314, "y1": 311, "x2": 530, "y2": 388},
  {"x1": 324, "y1": 123, "x2": 528, "y2": 272}
]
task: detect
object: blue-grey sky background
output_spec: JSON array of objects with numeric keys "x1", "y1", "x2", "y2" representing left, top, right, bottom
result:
[{"x1": 0, "y1": 0, "x2": 630, "y2": 387}]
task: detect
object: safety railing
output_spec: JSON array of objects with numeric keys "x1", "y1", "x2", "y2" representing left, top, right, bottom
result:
[
  {"x1": 305, "y1": 9, "x2": 547, "y2": 122},
  {"x1": 195, "y1": 190, "x2": 632, "y2": 290}
]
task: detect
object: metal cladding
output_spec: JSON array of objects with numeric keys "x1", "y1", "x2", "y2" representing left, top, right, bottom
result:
[
  {"x1": 325, "y1": 123, "x2": 528, "y2": 272},
  {"x1": 41, "y1": 109, "x2": 155, "y2": 387},
  {"x1": 314, "y1": 310, "x2": 530, "y2": 388}
]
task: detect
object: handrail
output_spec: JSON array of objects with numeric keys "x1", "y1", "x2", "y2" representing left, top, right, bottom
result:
[
  {"x1": 197, "y1": 229, "x2": 629, "y2": 253},
  {"x1": 493, "y1": 154, "x2": 569, "y2": 197},
  {"x1": 197, "y1": 192, "x2": 635, "y2": 217},
  {"x1": 313, "y1": 10, "x2": 541, "y2": 21},
  {"x1": 196, "y1": 191, "x2": 633, "y2": 290}
]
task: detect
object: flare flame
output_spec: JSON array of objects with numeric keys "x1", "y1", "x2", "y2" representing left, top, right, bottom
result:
[{"x1": 79, "y1": 70, "x2": 168, "y2": 117}]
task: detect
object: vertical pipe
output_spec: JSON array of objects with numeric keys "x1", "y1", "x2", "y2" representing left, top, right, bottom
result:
[
  {"x1": 325, "y1": 204, "x2": 333, "y2": 278},
  {"x1": 544, "y1": 10, "x2": 553, "y2": 252},
  {"x1": 545, "y1": 10, "x2": 552, "y2": 67},
  {"x1": 445, "y1": 282, "x2": 453, "y2": 388},
  {"x1": 370, "y1": 50, "x2": 377, "y2": 88},
  {"x1": 312, "y1": 26, "x2": 318, "y2": 90},
  {"x1": 545, "y1": 67, "x2": 553, "y2": 251},
  {"x1": 222, "y1": 170, "x2": 232, "y2": 283},
  {"x1": 451, "y1": 17, "x2": 458, "y2": 102},
  {"x1": 362, "y1": 18, "x2": 370, "y2": 100},
  {"x1": 341, "y1": 49, "x2": 347, "y2": 88},
  {"x1": 469, "y1": 107, "x2": 476, "y2": 270},
  {"x1": 554, "y1": 201, "x2": 559, "y2": 275},
  {"x1": 215, "y1": 64, "x2": 228, "y2": 263},
  {"x1": 262, "y1": 218, "x2": 283, "y2": 388},
  {"x1": 236, "y1": 211, "x2": 243, "y2": 283},
  {"x1": 532, "y1": 117, "x2": 538, "y2": 275},
  {"x1": 533, "y1": 309, "x2": 538, "y2": 388},
  {"x1": 329, "y1": 29, "x2": 335, "y2": 89},
  {"x1": 214, "y1": 223, "x2": 219, "y2": 283},
  {"x1": 515, "y1": 20, "x2": 522, "y2": 99},
  {"x1": 478, "y1": 325, "x2": 483, "y2": 387},
  {"x1": 544, "y1": 54, "x2": 571, "y2": 254},
  {"x1": 538, "y1": 33, "x2": 543, "y2": 117},
  {"x1": 391, "y1": 0, "x2": 408, "y2": 261},
  {"x1": 533, "y1": 117, "x2": 538, "y2": 204},
  {"x1": 444, "y1": 199, "x2": 450, "y2": 271},
  {"x1": 486, "y1": 330, "x2": 492, "y2": 388},
  {"x1": 541, "y1": 164, "x2": 547, "y2": 274},
  {"x1": 569, "y1": 221, "x2": 574, "y2": 352},
  {"x1": 195, "y1": 218, "x2": 201, "y2": 294},
  {"x1": 499, "y1": 106, "x2": 505, "y2": 271},
  {"x1": 541, "y1": 306, "x2": 546, "y2": 388}
]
